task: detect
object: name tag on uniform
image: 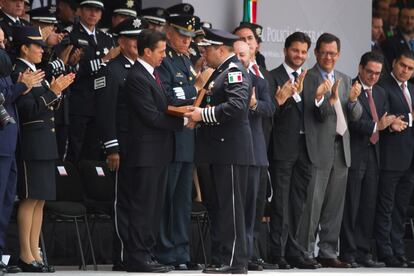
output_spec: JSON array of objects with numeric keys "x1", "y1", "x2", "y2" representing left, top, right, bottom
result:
[
  {"x1": 94, "y1": 76, "x2": 106, "y2": 90},
  {"x1": 96, "y1": 167, "x2": 105, "y2": 177}
]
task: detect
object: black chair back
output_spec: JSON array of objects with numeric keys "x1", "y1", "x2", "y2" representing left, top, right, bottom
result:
[
  {"x1": 55, "y1": 160, "x2": 84, "y2": 202},
  {"x1": 78, "y1": 160, "x2": 114, "y2": 202}
]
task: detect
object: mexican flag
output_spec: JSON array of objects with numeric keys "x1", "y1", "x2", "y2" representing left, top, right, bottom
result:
[{"x1": 243, "y1": 0, "x2": 257, "y2": 23}]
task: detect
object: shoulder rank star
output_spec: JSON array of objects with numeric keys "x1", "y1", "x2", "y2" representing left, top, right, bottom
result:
[
  {"x1": 133, "y1": 18, "x2": 141, "y2": 28},
  {"x1": 228, "y1": 72, "x2": 243, "y2": 83}
]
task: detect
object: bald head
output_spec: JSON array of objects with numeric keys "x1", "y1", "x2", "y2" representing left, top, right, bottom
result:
[{"x1": 233, "y1": 40, "x2": 251, "y2": 68}]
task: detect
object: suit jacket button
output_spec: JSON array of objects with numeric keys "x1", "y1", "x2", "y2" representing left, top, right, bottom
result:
[{"x1": 221, "y1": 138, "x2": 224, "y2": 142}]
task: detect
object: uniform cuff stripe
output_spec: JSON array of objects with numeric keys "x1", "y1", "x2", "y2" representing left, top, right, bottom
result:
[{"x1": 104, "y1": 139, "x2": 118, "y2": 146}]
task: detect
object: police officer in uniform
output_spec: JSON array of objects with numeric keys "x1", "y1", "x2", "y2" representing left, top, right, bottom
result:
[
  {"x1": 107, "y1": 0, "x2": 138, "y2": 37},
  {"x1": 12, "y1": 26, "x2": 75, "y2": 272},
  {"x1": 155, "y1": 13, "x2": 210, "y2": 270},
  {"x1": 141, "y1": 7, "x2": 168, "y2": 32},
  {"x1": 0, "y1": 0, "x2": 31, "y2": 60},
  {"x1": 94, "y1": 17, "x2": 148, "y2": 272},
  {"x1": 64, "y1": 0, "x2": 118, "y2": 162},
  {"x1": 185, "y1": 28, "x2": 253, "y2": 274}
]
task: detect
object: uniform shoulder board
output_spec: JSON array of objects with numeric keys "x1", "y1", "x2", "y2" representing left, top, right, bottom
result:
[
  {"x1": 228, "y1": 62, "x2": 239, "y2": 70},
  {"x1": 227, "y1": 63, "x2": 243, "y2": 84},
  {"x1": 64, "y1": 26, "x2": 73, "y2": 33}
]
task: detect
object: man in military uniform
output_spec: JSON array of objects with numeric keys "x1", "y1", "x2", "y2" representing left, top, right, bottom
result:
[
  {"x1": 0, "y1": 0, "x2": 30, "y2": 60},
  {"x1": 155, "y1": 13, "x2": 211, "y2": 270},
  {"x1": 94, "y1": 17, "x2": 147, "y2": 272},
  {"x1": 64, "y1": 0, "x2": 118, "y2": 162},
  {"x1": 141, "y1": 7, "x2": 168, "y2": 32},
  {"x1": 185, "y1": 28, "x2": 253, "y2": 274}
]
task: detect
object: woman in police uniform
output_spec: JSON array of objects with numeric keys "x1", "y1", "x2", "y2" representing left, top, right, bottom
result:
[{"x1": 12, "y1": 26, "x2": 74, "y2": 272}]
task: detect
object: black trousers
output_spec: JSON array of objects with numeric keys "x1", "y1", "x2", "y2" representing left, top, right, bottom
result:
[
  {"x1": 375, "y1": 166, "x2": 414, "y2": 259},
  {"x1": 127, "y1": 166, "x2": 168, "y2": 264},
  {"x1": 198, "y1": 164, "x2": 249, "y2": 268},
  {"x1": 340, "y1": 146, "x2": 379, "y2": 259},
  {"x1": 245, "y1": 166, "x2": 261, "y2": 259},
  {"x1": 269, "y1": 135, "x2": 312, "y2": 258},
  {"x1": 66, "y1": 115, "x2": 102, "y2": 162}
]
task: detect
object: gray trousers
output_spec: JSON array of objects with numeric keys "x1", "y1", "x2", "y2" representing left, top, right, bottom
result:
[{"x1": 297, "y1": 139, "x2": 348, "y2": 259}]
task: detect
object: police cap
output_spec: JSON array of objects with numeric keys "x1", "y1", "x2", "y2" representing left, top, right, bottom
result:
[{"x1": 199, "y1": 28, "x2": 239, "y2": 47}]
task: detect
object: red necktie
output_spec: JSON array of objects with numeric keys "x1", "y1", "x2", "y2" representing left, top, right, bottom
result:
[
  {"x1": 401, "y1": 82, "x2": 412, "y2": 112},
  {"x1": 367, "y1": 89, "x2": 379, "y2": 144},
  {"x1": 153, "y1": 69, "x2": 162, "y2": 88},
  {"x1": 252, "y1": 64, "x2": 261, "y2": 77}
]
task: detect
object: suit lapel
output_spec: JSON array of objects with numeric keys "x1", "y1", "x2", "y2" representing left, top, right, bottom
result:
[
  {"x1": 390, "y1": 76, "x2": 411, "y2": 113},
  {"x1": 135, "y1": 62, "x2": 167, "y2": 106}
]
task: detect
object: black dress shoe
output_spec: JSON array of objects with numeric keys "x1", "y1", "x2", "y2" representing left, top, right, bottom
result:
[
  {"x1": 187, "y1": 262, "x2": 204, "y2": 270},
  {"x1": 18, "y1": 259, "x2": 46, "y2": 272},
  {"x1": 381, "y1": 256, "x2": 407, "y2": 268},
  {"x1": 356, "y1": 255, "x2": 385, "y2": 268},
  {"x1": 339, "y1": 257, "x2": 359, "y2": 268},
  {"x1": 112, "y1": 262, "x2": 127, "y2": 271},
  {"x1": 203, "y1": 264, "x2": 247, "y2": 274},
  {"x1": 38, "y1": 261, "x2": 55, "y2": 273},
  {"x1": 316, "y1": 257, "x2": 352, "y2": 268},
  {"x1": 0, "y1": 261, "x2": 21, "y2": 274},
  {"x1": 305, "y1": 258, "x2": 322, "y2": 268},
  {"x1": 273, "y1": 256, "x2": 291, "y2": 269},
  {"x1": 247, "y1": 261, "x2": 263, "y2": 271},
  {"x1": 396, "y1": 256, "x2": 414, "y2": 268},
  {"x1": 127, "y1": 260, "x2": 172, "y2": 273},
  {"x1": 287, "y1": 256, "x2": 319, "y2": 269},
  {"x1": 250, "y1": 258, "x2": 278, "y2": 269}
]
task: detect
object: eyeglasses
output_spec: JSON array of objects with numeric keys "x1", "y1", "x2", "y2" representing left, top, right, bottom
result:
[
  {"x1": 318, "y1": 51, "x2": 338, "y2": 58},
  {"x1": 363, "y1": 68, "x2": 381, "y2": 77}
]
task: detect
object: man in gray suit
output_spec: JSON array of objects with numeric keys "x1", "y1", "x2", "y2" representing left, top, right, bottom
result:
[{"x1": 296, "y1": 33, "x2": 363, "y2": 268}]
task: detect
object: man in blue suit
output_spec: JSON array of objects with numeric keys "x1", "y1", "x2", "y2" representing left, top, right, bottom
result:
[{"x1": 234, "y1": 40, "x2": 275, "y2": 271}]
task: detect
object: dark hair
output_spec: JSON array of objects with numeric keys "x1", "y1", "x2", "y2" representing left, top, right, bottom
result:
[
  {"x1": 395, "y1": 49, "x2": 414, "y2": 62},
  {"x1": 359, "y1": 51, "x2": 384, "y2": 67},
  {"x1": 315, "y1": 33, "x2": 341, "y2": 52},
  {"x1": 137, "y1": 29, "x2": 166, "y2": 56},
  {"x1": 399, "y1": 4, "x2": 414, "y2": 17},
  {"x1": 233, "y1": 25, "x2": 260, "y2": 43},
  {"x1": 372, "y1": 12, "x2": 382, "y2": 20},
  {"x1": 284, "y1": 31, "x2": 311, "y2": 50}
]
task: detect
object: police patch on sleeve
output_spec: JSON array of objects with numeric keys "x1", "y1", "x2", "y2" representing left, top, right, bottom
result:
[
  {"x1": 94, "y1": 76, "x2": 106, "y2": 90},
  {"x1": 228, "y1": 71, "x2": 243, "y2": 83}
]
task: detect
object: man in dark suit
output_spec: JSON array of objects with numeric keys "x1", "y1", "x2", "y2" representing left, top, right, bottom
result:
[
  {"x1": 375, "y1": 50, "x2": 414, "y2": 268},
  {"x1": 267, "y1": 31, "x2": 321, "y2": 269},
  {"x1": 296, "y1": 33, "x2": 362, "y2": 268},
  {"x1": 124, "y1": 29, "x2": 188, "y2": 273},
  {"x1": 185, "y1": 28, "x2": 253, "y2": 274},
  {"x1": 94, "y1": 18, "x2": 147, "y2": 272},
  {"x1": 234, "y1": 40, "x2": 275, "y2": 271},
  {"x1": 340, "y1": 51, "x2": 396, "y2": 268},
  {"x1": 382, "y1": 5, "x2": 414, "y2": 80}
]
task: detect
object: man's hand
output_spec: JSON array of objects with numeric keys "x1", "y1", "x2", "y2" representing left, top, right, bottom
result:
[
  {"x1": 274, "y1": 80, "x2": 295, "y2": 106},
  {"x1": 50, "y1": 73, "x2": 76, "y2": 96},
  {"x1": 293, "y1": 69, "x2": 307, "y2": 94},
  {"x1": 390, "y1": 115, "x2": 408, "y2": 132},
  {"x1": 68, "y1": 48, "x2": 83, "y2": 66},
  {"x1": 106, "y1": 153, "x2": 120, "y2": 172},
  {"x1": 329, "y1": 79, "x2": 341, "y2": 105},
  {"x1": 377, "y1": 112, "x2": 396, "y2": 131},
  {"x1": 184, "y1": 106, "x2": 203, "y2": 122},
  {"x1": 349, "y1": 80, "x2": 362, "y2": 102},
  {"x1": 58, "y1": 45, "x2": 74, "y2": 65},
  {"x1": 250, "y1": 87, "x2": 257, "y2": 108},
  {"x1": 46, "y1": 31, "x2": 66, "y2": 46},
  {"x1": 315, "y1": 79, "x2": 333, "y2": 101},
  {"x1": 102, "y1": 46, "x2": 120, "y2": 62},
  {"x1": 18, "y1": 69, "x2": 45, "y2": 95},
  {"x1": 194, "y1": 68, "x2": 214, "y2": 91}
]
